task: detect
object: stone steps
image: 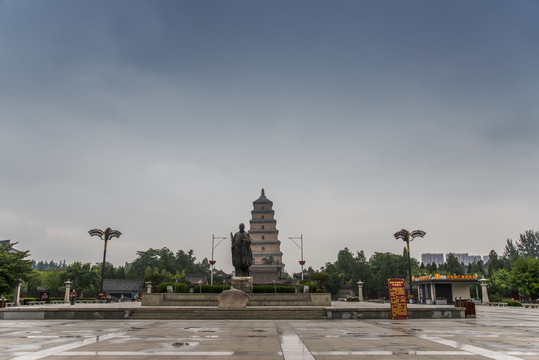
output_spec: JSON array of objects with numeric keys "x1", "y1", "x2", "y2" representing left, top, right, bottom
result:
[{"x1": 129, "y1": 307, "x2": 328, "y2": 320}]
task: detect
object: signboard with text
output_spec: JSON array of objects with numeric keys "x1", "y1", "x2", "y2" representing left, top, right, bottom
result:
[{"x1": 388, "y1": 278, "x2": 408, "y2": 320}]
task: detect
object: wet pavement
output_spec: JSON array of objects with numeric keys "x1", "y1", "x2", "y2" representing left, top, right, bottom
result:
[{"x1": 0, "y1": 305, "x2": 538, "y2": 359}]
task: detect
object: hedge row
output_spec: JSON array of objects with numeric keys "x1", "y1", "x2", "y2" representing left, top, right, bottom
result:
[
  {"x1": 503, "y1": 298, "x2": 523, "y2": 307},
  {"x1": 252, "y1": 285, "x2": 295, "y2": 293},
  {"x1": 192, "y1": 284, "x2": 232, "y2": 293}
]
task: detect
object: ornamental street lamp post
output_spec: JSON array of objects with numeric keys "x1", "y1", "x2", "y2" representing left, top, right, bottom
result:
[
  {"x1": 210, "y1": 235, "x2": 227, "y2": 285},
  {"x1": 289, "y1": 235, "x2": 305, "y2": 280},
  {"x1": 89, "y1": 227, "x2": 122, "y2": 296},
  {"x1": 393, "y1": 229, "x2": 426, "y2": 298}
]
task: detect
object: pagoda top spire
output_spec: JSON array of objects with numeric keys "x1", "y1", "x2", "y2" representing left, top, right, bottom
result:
[{"x1": 254, "y1": 188, "x2": 272, "y2": 204}]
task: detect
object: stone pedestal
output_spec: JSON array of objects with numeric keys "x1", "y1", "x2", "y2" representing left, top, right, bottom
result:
[
  {"x1": 231, "y1": 276, "x2": 253, "y2": 293},
  {"x1": 64, "y1": 280, "x2": 72, "y2": 303},
  {"x1": 218, "y1": 289, "x2": 250, "y2": 308},
  {"x1": 480, "y1": 278, "x2": 489, "y2": 304},
  {"x1": 13, "y1": 281, "x2": 22, "y2": 306}
]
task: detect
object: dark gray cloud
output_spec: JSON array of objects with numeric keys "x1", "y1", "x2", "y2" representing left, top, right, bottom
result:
[{"x1": 1, "y1": 1, "x2": 538, "y2": 271}]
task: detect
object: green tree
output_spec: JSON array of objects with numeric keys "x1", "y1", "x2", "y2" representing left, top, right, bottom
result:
[
  {"x1": 125, "y1": 264, "x2": 138, "y2": 280},
  {"x1": 59, "y1": 262, "x2": 100, "y2": 297},
  {"x1": 368, "y1": 252, "x2": 408, "y2": 298},
  {"x1": 503, "y1": 238, "x2": 520, "y2": 265},
  {"x1": 172, "y1": 270, "x2": 187, "y2": 283},
  {"x1": 146, "y1": 268, "x2": 166, "y2": 286},
  {"x1": 442, "y1": 254, "x2": 465, "y2": 275},
  {"x1": 355, "y1": 250, "x2": 375, "y2": 295},
  {"x1": 23, "y1": 269, "x2": 42, "y2": 297},
  {"x1": 487, "y1": 250, "x2": 504, "y2": 276},
  {"x1": 40, "y1": 269, "x2": 64, "y2": 295},
  {"x1": 467, "y1": 260, "x2": 485, "y2": 277},
  {"x1": 131, "y1": 248, "x2": 169, "y2": 278},
  {"x1": 321, "y1": 248, "x2": 375, "y2": 296},
  {"x1": 93, "y1": 261, "x2": 116, "y2": 280},
  {"x1": 425, "y1": 262, "x2": 437, "y2": 274},
  {"x1": 309, "y1": 272, "x2": 331, "y2": 289},
  {"x1": 516, "y1": 230, "x2": 539, "y2": 258},
  {"x1": 130, "y1": 248, "x2": 210, "y2": 279},
  {"x1": 510, "y1": 257, "x2": 539, "y2": 299},
  {"x1": 321, "y1": 263, "x2": 343, "y2": 295},
  {"x1": 0, "y1": 242, "x2": 34, "y2": 296},
  {"x1": 32, "y1": 260, "x2": 66, "y2": 271},
  {"x1": 114, "y1": 265, "x2": 127, "y2": 279},
  {"x1": 488, "y1": 268, "x2": 512, "y2": 297},
  {"x1": 143, "y1": 266, "x2": 152, "y2": 280}
]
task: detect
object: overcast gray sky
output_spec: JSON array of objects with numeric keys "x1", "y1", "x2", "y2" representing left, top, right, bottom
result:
[{"x1": 1, "y1": 0, "x2": 538, "y2": 274}]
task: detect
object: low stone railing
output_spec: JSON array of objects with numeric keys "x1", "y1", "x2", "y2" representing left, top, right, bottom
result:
[
  {"x1": 488, "y1": 302, "x2": 508, "y2": 307},
  {"x1": 142, "y1": 293, "x2": 331, "y2": 307},
  {"x1": 27, "y1": 301, "x2": 46, "y2": 306}
]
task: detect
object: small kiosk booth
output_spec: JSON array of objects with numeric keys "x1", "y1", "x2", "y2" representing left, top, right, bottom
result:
[{"x1": 412, "y1": 274, "x2": 479, "y2": 304}]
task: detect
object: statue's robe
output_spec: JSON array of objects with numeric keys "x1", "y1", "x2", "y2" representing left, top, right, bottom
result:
[{"x1": 231, "y1": 230, "x2": 253, "y2": 276}]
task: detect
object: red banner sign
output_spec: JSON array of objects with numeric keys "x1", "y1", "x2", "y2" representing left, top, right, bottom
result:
[{"x1": 388, "y1": 278, "x2": 408, "y2": 320}]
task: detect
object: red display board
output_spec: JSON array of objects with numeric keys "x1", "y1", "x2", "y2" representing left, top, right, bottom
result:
[{"x1": 388, "y1": 278, "x2": 408, "y2": 320}]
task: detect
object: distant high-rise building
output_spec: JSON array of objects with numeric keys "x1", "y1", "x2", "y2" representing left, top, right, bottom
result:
[
  {"x1": 248, "y1": 189, "x2": 285, "y2": 283},
  {"x1": 421, "y1": 253, "x2": 444, "y2": 266},
  {"x1": 423, "y1": 252, "x2": 488, "y2": 267},
  {"x1": 470, "y1": 255, "x2": 482, "y2": 264},
  {"x1": 446, "y1": 253, "x2": 483, "y2": 266}
]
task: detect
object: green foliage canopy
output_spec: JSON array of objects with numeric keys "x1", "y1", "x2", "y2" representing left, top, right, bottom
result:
[
  {"x1": 440, "y1": 254, "x2": 465, "y2": 275},
  {"x1": 0, "y1": 242, "x2": 34, "y2": 295},
  {"x1": 58, "y1": 262, "x2": 100, "y2": 296},
  {"x1": 510, "y1": 257, "x2": 539, "y2": 297},
  {"x1": 488, "y1": 268, "x2": 512, "y2": 297},
  {"x1": 129, "y1": 248, "x2": 209, "y2": 281},
  {"x1": 368, "y1": 252, "x2": 408, "y2": 297},
  {"x1": 516, "y1": 230, "x2": 539, "y2": 259}
]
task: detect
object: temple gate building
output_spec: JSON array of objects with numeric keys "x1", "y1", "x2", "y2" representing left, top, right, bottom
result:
[{"x1": 248, "y1": 189, "x2": 285, "y2": 283}]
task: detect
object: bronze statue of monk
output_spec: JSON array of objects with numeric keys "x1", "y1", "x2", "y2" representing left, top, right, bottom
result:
[{"x1": 231, "y1": 223, "x2": 253, "y2": 277}]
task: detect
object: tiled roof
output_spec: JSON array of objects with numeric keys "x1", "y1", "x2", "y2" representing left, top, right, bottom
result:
[
  {"x1": 253, "y1": 188, "x2": 273, "y2": 204},
  {"x1": 103, "y1": 279, "x2": 145, "y2": 292}
]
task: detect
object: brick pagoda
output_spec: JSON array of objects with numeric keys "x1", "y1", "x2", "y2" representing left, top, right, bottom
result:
[{"x1": 248, "y1": 189, "x2": 285, "y2": 283}]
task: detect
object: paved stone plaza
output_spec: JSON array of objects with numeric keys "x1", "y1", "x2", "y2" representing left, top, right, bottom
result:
[{"x1": 1, "y1": 305, "x2": 538, "y2": 360}]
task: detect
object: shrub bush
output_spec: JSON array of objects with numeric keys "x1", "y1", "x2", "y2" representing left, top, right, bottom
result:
[
  {"x1": 252, "y1": 285, "x2": 295, "y2": 293},
  {"x1": 503, "y1": 298, "x2": 523, "y2": 307},
  {"x1": 489, "y1": 295, "x2": 502, "y2": 303},
  {"x1": 192, "y1": 284, "x2": 231, "y2": 293},
  {"x1": 158, "y1": 282, "x2": 189, "y2": 293},
  {"x1": 21, "y1": 297, "x2": 39, "y2": 304},
  {"x1": 299, "y1": 282, "x2": 317, "y2": 293}
]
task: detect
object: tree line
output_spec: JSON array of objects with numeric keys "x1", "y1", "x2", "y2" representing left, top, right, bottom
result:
[
  {"x1": 0, "y1": 245, "x2": 210, "y2": 298},
  {"x1": 1, "y1": 230, "x2": 538, "y2": 300},
  {"x1": 313, "y1": 230, "x2": 539, "y2": 300}
]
